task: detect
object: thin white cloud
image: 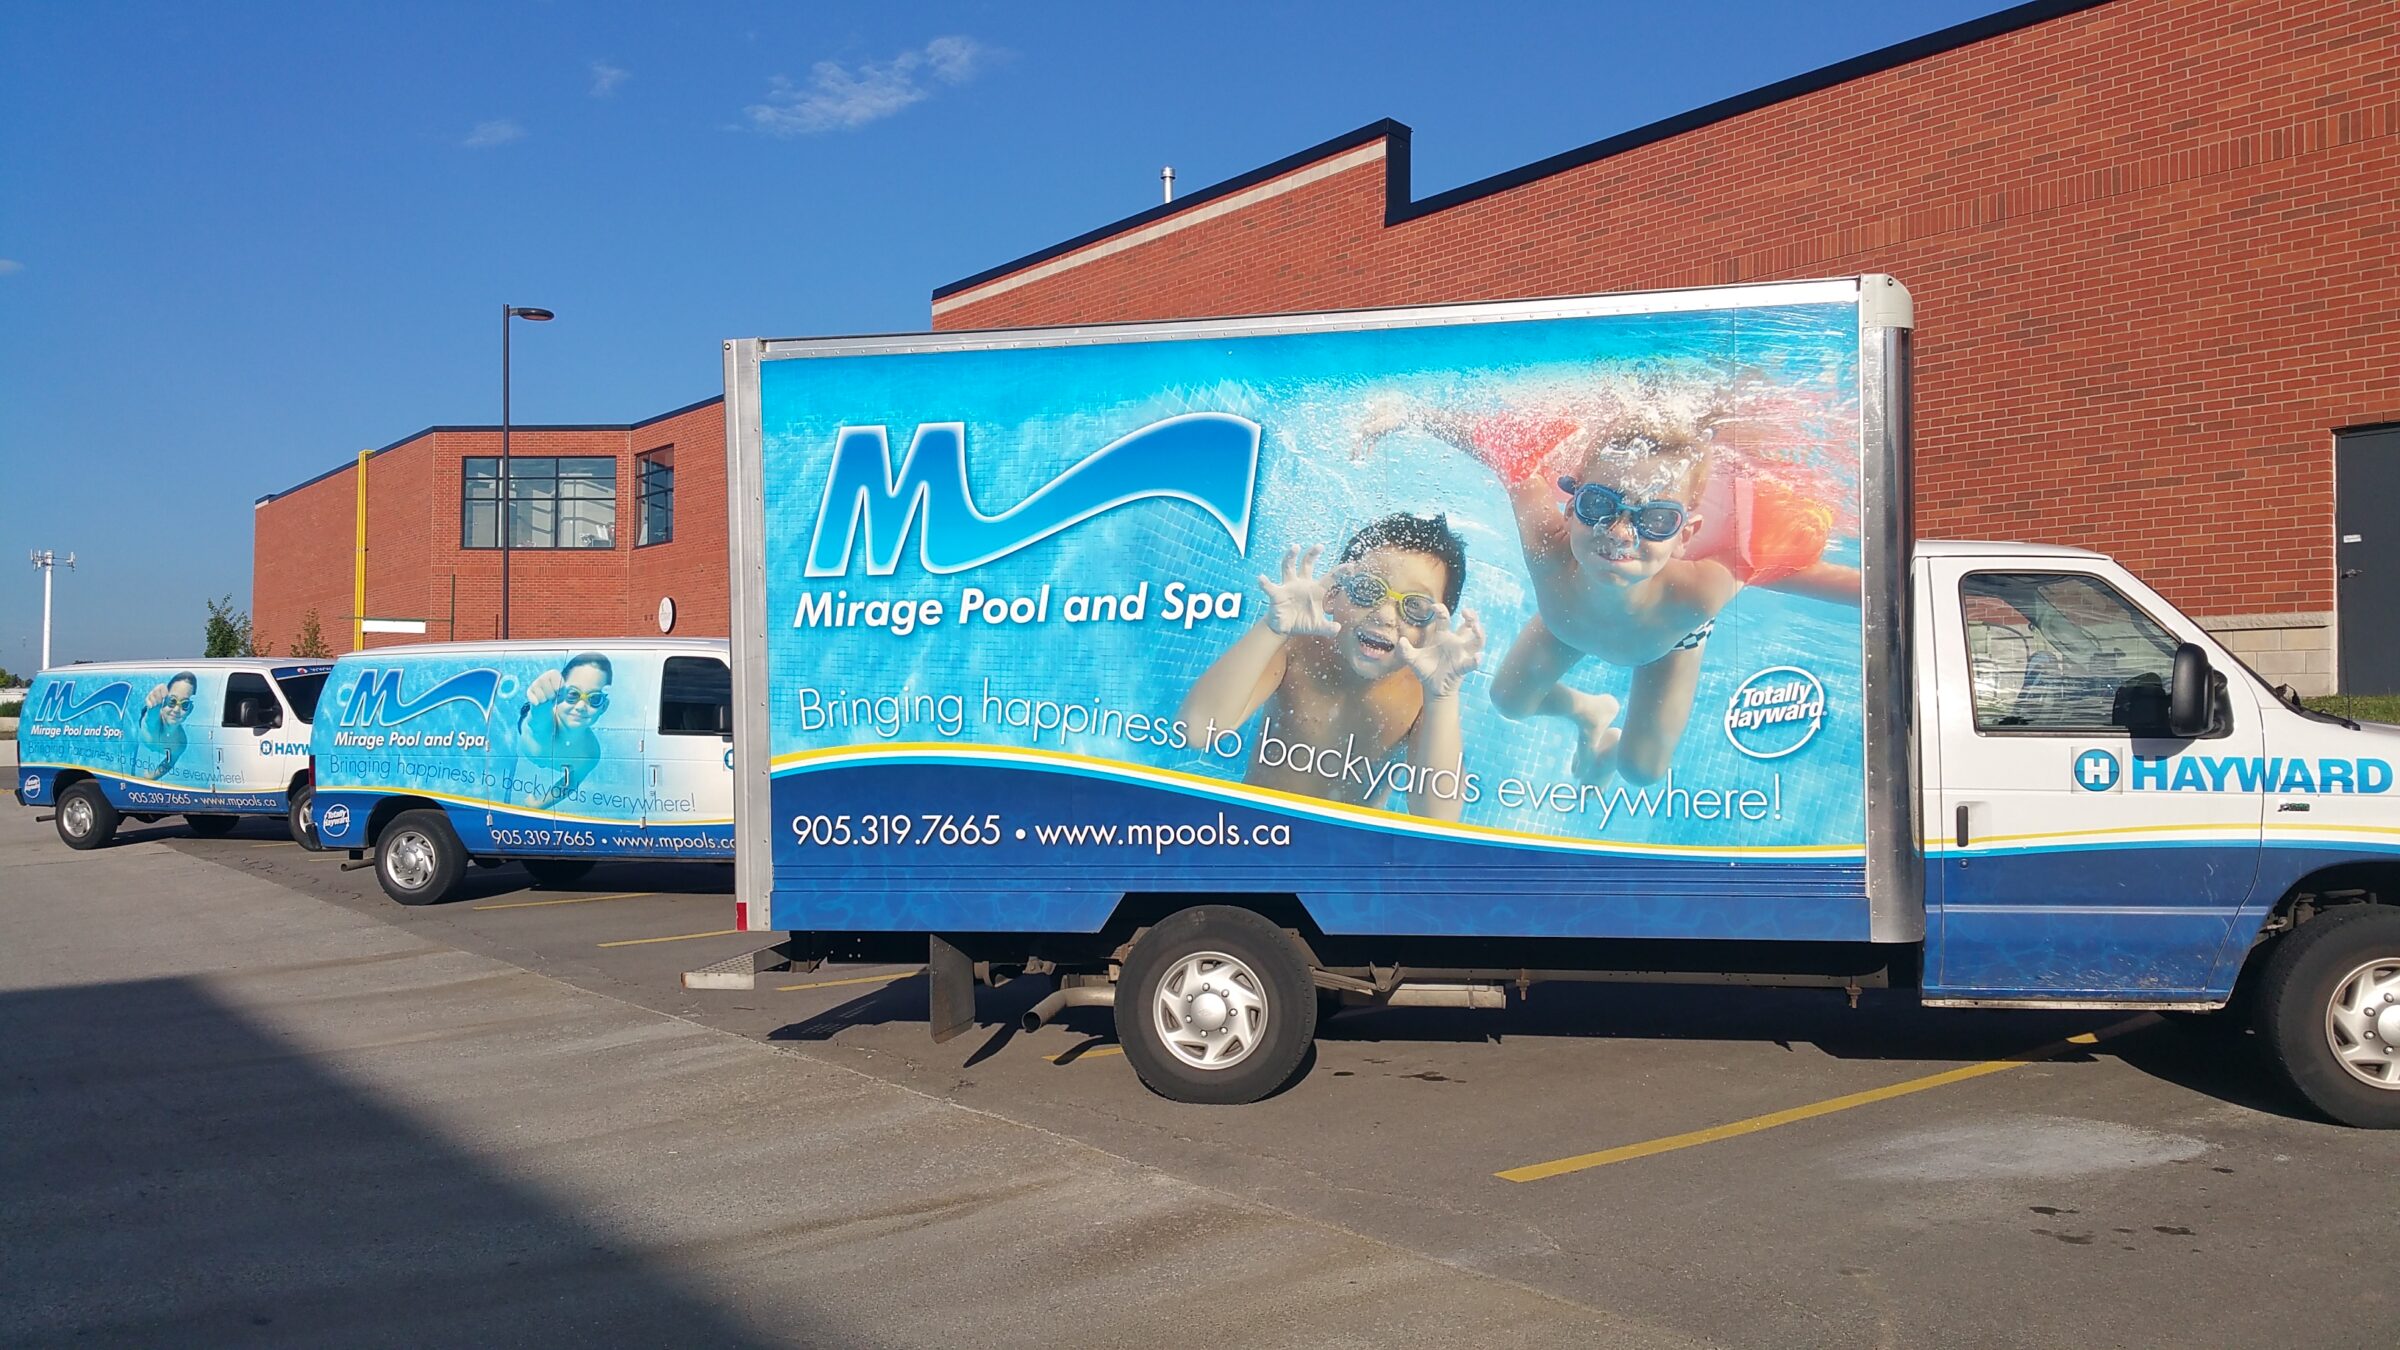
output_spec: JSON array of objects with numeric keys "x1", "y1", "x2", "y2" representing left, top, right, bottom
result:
[
  {"x1": 590, "y1": 61, "x2": 628, "y2": 97},
  {"x1": 0, "y1": 259, "x2": 22, "y2": 276},
  {"x1": 746, "y1": 35, "x2": 989, "y2": 136},
  {"x1": 464, "y1": 119, "x2": 527, "y2": 149}
]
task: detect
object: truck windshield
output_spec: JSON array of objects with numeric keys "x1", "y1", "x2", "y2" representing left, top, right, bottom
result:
[{"x1": 275, "y1": 672, "x2": 328, "y2": 724}]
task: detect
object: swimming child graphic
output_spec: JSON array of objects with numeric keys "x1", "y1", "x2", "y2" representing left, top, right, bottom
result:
[
  {"x1": 124, "y1": 671, "x2": 199, "y2": 781},
  {"x1": 503, "y1": 653, "x2": 613, "y2": 810},
  {"x1": 1360, "y1": 380, "x2": 1861, "y2": 787},
  {"x1": 1179, "y1": 513, "x2": 1485, "y2": 821}
]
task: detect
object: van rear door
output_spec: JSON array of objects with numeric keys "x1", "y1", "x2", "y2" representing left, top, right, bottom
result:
[{"x1": 1924, "y1": 557, "x2": 2265, "y2": 998}]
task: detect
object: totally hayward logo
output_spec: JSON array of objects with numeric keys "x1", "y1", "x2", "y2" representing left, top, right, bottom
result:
[{"x1": 803, "y1": 413, "x2": 1261, "y2": 577}]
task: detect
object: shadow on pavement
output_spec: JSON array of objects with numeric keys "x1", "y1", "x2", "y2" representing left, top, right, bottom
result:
[{"x1": 0, "y1": 977, "x2": 778, "y2": 1347}]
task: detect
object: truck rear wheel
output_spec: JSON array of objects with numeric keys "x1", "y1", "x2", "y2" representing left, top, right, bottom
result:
[
  {"x1": 55, "y1": 782, "x2": 119, "y2": 851},
  {"x1": 186, "y1": 814, "x2": 239, "y2": 838},
  {"x1": 2256, "y1": 905, "x2": 2400, "y2": 1128},
  {"x1": 288, "y1": 784, "x2": 318, "y2": 849},
  {"x1": 376, "y1": 809, "x2": 466, "y2": 906},
  {"x1": 1115, "y1": 905, "x2": 1315, "y2": 1105}
]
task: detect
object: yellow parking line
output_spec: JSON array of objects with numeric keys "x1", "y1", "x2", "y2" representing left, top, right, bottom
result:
[
  {"x1": 776, "y1": 970, "x2": 919, "y2": 993},
  {"x1": 597, "y1": 928, "x2": 742, "y2": 949},
  {"x1": 1045, "y1": 1045, "x2": 1124, "y2": 1064},
  {"x1": 475, "y1": 891, "x2": 657, "y2": 911},
  {"x1": 1496, "y1": 1016, "x2": 2154, "y2": 1183}
]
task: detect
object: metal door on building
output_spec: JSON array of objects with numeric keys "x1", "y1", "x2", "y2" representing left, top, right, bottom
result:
[{"x1": 2337, "y1": 425, "x2": 2400, "y2": 696}]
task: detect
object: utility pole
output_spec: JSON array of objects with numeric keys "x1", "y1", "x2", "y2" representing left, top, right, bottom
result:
[{"x1": 29, "y1": 549, "x2": 74, "y2": 669}]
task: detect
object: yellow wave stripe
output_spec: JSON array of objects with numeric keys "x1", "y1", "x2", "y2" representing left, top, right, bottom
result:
[
  {"x1": 20, "y1": 760, "x2": 232, "y2": 791},
  {"x1": 328, "y1": 783, "x2": 731, "y2": 828},
  {"x1": 769, "y1": 741, "x2": 1863, "y2": 859}
]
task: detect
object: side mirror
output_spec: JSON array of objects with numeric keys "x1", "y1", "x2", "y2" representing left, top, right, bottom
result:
[
  {"x1": 715, "y1": 704, "x2": 733, "y2": 736},
  {"x1": 2169, "y1": 643, "x2": 2215, "y2": 738}
]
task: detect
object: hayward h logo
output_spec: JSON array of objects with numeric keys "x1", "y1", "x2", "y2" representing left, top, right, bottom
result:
[
  {"x1": 2074, "y1": 748, "x2": 2121, "y2": 792},
  {"x1": 804, "y1": 413, "x2": 1261, "y2": 577}
]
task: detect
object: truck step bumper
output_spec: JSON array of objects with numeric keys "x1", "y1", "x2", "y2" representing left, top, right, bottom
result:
[{"x1": 683, "y1": 939, "x2": 821, "y2": 992}]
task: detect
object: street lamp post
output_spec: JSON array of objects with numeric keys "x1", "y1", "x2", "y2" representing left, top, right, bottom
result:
[
  {"x1": 28, "y1": 550, "x2": 74, "y2": 669},
  {"x1": 499, "y1": 304, "x2": 555, "y2": 640}
]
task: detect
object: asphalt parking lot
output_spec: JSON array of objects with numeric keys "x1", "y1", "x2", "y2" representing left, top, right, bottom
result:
[{"x1": 10, "y1": 793, "x2": 2400, "y2": 1346}]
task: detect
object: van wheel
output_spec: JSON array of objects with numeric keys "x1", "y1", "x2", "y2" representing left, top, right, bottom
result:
[
  {"x1": 186, "y1": 814, "x2": 239, "y2": 838},
  {"x1": 522, "y1": 858, "x2": 595, "y2": 889},
  {"x1": 376, "y1": 809, "x2": 466, "y2": 906},
  {"x1": 288, "y1": 784, "x2": 318, "y2": 849},
  {"x1": 1115, "y1": 905, "x2": 1316, "y2": 1105},
  {"x1": 2256, "y1": 905, "x2": 2400, "y2": 1128},
  {"x1": 55, "y1": 782, "x2": 119, "y2": 850}
]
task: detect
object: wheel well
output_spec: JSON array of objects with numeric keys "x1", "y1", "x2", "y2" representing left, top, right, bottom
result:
[
  {"x1": 287, "y1": 768, "x2": 312, "y2": 797},
  {"x1": 2227, "y1": 861, "x2": 2399, "y2": 994},
  {"x1": 1100, "y1": 893, "x2": 1322, "y2": 946},
  {"x1": 52, "y1": 769, "x2": 92, "y2": 793},
  {"x1": 365, "y1": 795, "x2": 441, "y2": 845}
]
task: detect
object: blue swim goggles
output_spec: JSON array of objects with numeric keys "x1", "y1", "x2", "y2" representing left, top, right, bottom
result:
[{"x1": 1558, "y1": 476, "x2": 1687, "y2": 541}]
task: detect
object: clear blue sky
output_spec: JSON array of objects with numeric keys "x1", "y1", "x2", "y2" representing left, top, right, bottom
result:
[{"x1": 0, "y1": 0, "x2": 2021, "y2": 668}]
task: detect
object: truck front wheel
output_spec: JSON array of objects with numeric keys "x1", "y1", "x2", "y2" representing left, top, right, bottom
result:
[
  {"x1": 55, "y1": 782, "x2": 119, "y2": 851},
  {"x1": 2256, "y1": 905, "x2": 2400, "y2": 1128},
  {"x1": 1116, "y1": 905, "x2": 1316, "y2": 1105},
  {"x1": 288, "y1": 784, "x2": 318, "y2": 849},
  {"x1": 376, "y1": 809, "x2": 467, "y2": 906}
]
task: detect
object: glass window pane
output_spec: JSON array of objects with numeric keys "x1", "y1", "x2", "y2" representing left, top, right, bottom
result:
[
  {"x1": 658, "y1": 657, "x2": 731, "y2": 735},
  {"x1": 1963, "y1": 573, "x2": 2180, "y2": 733},
  {"x1": 462, "y1": 500, "x2": 497, "y2": 548},
  {"x1": 559, "y1": 495, "x2": 615, "y2": 548}
]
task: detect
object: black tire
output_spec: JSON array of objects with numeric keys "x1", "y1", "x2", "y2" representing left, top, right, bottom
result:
[
  {"x1": 1115, "y1": 905, "x2": 1316, "y2": 1105},
  {"x1": 375, "y1": 809, "x2": 467, "y2": 906},
  {"x1": 2255, "y1": 905, "x2": 2400, "y2": 1128},
  {"x1": 54, "y1": 781, "x2": 119, "y2": 851},
  {"x1": 186, "y1": 814, "x2": 239, "y2": 838},
  {"x1": 522, "y1": 858, "x2": 596, "y2": 889},
  {"x1": 288, "y1": 783, "x2": 319, "y2": 849}
]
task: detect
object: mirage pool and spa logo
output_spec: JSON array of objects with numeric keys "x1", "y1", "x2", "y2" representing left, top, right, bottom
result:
[
  {"x1": 803, "y1": 412, "x2": 1262, "y2": 577},
  {"x1": 2073, "y1": 748, "x2": 2394, "y2": 794},
  {"x1": 331, "y1": 667, "x2": 504, "y2": 746},
  {"x1": 33, "y1": 679, "x2": 132, "y2": 725},
  {"x1": 1724, "y1": 667, "x2": 1826, "y2": 760}
]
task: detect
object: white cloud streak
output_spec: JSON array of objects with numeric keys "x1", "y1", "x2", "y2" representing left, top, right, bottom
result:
[
  {"x1": 0, "y1": 259, "x2": 23, "y2": 276},
  {"x1": 746, "y1": 36, "x2": 989, "y2": 136},
  {"x1": 464, "y1": 119, "x2": 527, "y2": 149},
  {"x1": 590, "y1": 61, "x2": 628, "y2": 97}
]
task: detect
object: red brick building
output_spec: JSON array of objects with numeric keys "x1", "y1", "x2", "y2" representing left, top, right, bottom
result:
[{"x1": 254, "y1": 0, "x2": 2396, "y2": 691}]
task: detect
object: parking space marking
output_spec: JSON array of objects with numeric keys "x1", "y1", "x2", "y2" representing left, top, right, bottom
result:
[
  {"x1": 474, "y1": 891, "x2": 659, "y2": 911},
  {"x1": 1496, "y1": 1016, "x2": 2154, "y2": 1183},
  {"x1": 775, "y1": 970, "x2": 918, "y2": 992},
  {"x1": 1045, "y1": 1044, "x2": 1124, "y2": 1064},
  {"x1": 597, "y1": 928, "x2": 742, "y2": 949}
]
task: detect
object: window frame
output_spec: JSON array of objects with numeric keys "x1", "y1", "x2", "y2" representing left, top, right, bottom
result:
[
  {"x1": 222, "y1": 671, "x2": 281, "y2": 729},
  {"x1": 636, "y1": 447, "x2": 675, "y2": 548},
  {"x1": 1957, "y1": 569, "x2": 2198, "y2": 740},
  {"x1": 656, "y1": 656, "x2": 732, "y2": 738},
  {"x1": 460, "y1": 455, "x2": 620, "y2": 551}
]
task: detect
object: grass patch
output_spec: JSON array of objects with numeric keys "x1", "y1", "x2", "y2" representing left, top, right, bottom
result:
[{"x1": 2305, "y1": 694, "x2": 2400, "y2": 726}]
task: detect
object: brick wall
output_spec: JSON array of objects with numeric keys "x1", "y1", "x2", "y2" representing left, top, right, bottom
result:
[
  {"x1": 931, "y1": 0, "x2": 2399, "y2": 693},
  {"x1": 251, "y1": 401, "x2": 729, "y2": 653}
]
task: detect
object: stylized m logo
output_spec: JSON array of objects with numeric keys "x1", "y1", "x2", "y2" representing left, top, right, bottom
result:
[
  {"x1": 804, "y1": 412, "x2": 1260, "y2": 578},
  {"x1": 35, "y1": 680, "x2": 130, "y2": 724},
  {"x1": 339, "y1": 668, "x2": 502, "y2": 728}
]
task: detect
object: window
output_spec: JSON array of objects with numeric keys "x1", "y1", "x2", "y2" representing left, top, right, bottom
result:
[
  {"x1": 658, "y1": 657, "x2": 732, "y2": 736},
  {"x1": 223, "y1": 671, "x2": 281, "y2": 729},
  {"x1": 274, "y1": 671, "x2": 328, "y2": 723},
  {"x1": 461, "y1": 456, "x2": 617, "y2": 549},
  {"x1": 1962, "y1": 572, "x2": 2181, "y2": 734},
  {"x1": 637, "y1": 448, "x2": 674, "y2": 546}
]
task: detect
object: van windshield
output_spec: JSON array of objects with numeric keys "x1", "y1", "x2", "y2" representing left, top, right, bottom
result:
[{"x1": 275, "y1": 672, "x2": 328, "y2": 723}]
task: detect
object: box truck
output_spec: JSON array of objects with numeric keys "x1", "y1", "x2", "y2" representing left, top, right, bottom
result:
[
  {"x1": 694, "y1": 276, "x2": 2400, "y2": 1125},
  {"x1": 16, "y1": 658, "x2": 332, "y2": 847},
  {"x1": 307, "y1": 639, "x2": 733, "y2": 903}
]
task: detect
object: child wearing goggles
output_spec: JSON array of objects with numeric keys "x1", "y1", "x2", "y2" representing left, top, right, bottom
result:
[
  {"x1": 504, "y1": 652, "x2": 615, "y2": 809},
  {"x1": 124, "y1": 671, "x2": 201, "y2": 781},
  {"x1": 1359, "y1": 387, "x2": 1859, "y2": 789},
  {"x1": 1179, "y1": 513, "x2": 1485, "y2": 820}
]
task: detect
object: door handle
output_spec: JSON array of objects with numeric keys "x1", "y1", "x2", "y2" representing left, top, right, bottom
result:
[{"x1": 1955, "y1": 804, "x2": 1972, "y2": 849}]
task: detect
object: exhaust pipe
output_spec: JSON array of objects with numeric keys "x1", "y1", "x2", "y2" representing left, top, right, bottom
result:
[{"x1": 1021, "y1": 984, "x2": 1116, "y2": 1032}]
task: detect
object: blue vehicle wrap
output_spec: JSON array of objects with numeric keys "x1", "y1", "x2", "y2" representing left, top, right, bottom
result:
[{"x1": 16, "y1": 663, "x2": 326, "y2": 815}]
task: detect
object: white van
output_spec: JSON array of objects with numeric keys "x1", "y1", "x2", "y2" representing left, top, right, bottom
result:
[{"x1": 15, "y1": 658, "x2": 332, "y2": 848}]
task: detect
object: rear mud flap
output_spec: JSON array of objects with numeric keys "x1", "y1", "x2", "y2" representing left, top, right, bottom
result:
[{"x1": 927, "y1": 935, "x2": 975, "y2": 1044}]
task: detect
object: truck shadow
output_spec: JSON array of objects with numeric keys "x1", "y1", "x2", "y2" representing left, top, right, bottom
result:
[
  {"x1": 768, "y1": 975, "x2": 2317, "y2": 1122},
  {"x1": 0, "y1": 977, "x2": 785, "y2": 1346}
]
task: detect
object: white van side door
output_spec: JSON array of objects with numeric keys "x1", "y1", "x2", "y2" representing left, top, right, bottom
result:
[{"x1": 645, "y1": 651, "x2": 735, "y2": 856}]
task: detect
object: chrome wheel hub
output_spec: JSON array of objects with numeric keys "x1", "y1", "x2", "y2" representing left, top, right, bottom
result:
[
  {"x1": 2325, "y1": 956, "x2": 2400, "y2": 1090},
  {"x1": 384, "y1": 830, "x2": 436, "y2": 890},
  {"x1": 61, "y1": 797, "x2": 92, "y2": 838},
  {"x1": 1152, "y1": 951, "x2": 1267, "y2": 1071}
]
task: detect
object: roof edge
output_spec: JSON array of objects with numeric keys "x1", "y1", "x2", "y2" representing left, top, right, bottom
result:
[
  {"x1": 930, "y1": 0, "x2": 2115, "y2": 302},
  {"x1": 254, "y1": 394, "x2": 725, "y2": 506}
]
